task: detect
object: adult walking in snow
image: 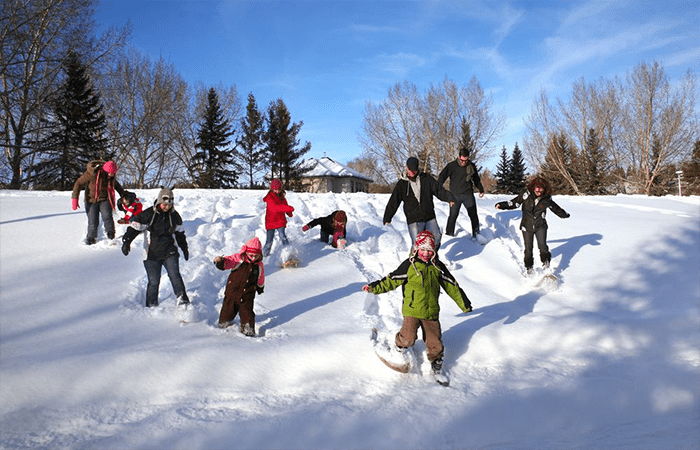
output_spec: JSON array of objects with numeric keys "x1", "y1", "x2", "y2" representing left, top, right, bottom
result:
[
  {"x1": 71, "y1": 160, "x2": 125, "y2": 244},
  {"x1": 213, "y1": 237, "x2": 265, "y2": 336},
  {"x1": 121, "y1": 187, "x2": 190, "y2": 308},
  {"x1": 495, "y1": 175, "x2": 570, "y2": 274},
  {"x1": 262, "y1": 179, "x2": 294, "y2": 257},
  {"x1": 302, "y1": 210, "x2": 347, "y2": 249},
  {"x1": 383, "y1": 156, "x2": 455, "y2": 252},
  {"x1": 438, "y1": 148, "x2": 485, "y2": 239},
  {"x1": 362, "y1": 231, "x2": 472, "y2": 382}
]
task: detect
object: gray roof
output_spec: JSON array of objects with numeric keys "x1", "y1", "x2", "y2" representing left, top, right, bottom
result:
[{"x1": 301, "y1": 157, "x2": 373, "y2": 182}]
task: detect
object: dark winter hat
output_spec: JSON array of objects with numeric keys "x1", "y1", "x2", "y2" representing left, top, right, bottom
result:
[
  {"x1": 406, "y1": 157, "x2": 419, "y2": 172},
  {"x1": 157, "y1": 186, "x2": 174, "y2": 206}
]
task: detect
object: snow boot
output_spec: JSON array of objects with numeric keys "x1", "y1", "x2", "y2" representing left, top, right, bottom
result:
[
  {"x1": 241, "y1": 323, "x2": 255, "y2": 337},
  {"x1": 431, "y1": 358, "x2": 449, "y2": 386}
]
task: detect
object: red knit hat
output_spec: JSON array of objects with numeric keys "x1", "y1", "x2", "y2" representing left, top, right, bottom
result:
[
  {"x1": 270, "y1": 179, "x2": 282, "y2": 190},
  {"x1": 103, "y1": 161, "x2": 118, "y2": 175},
  {"x1": 414, "y1": 231, "x2": 435, "y2": 253},
  {"x1": 243, "y1": 237, "x2": 262, "y2": 255}
]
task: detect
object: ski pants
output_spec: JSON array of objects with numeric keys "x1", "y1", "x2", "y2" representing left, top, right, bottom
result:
[
  {"x1": 143, "y1": 255, "x2": 188, "y2": 307},
  {"x1": 395, "y1": 316, "x2": 444, "y2": 363},
  {"x1": 522, "y1": 227, "x2": 550, "y2": 269},
  {"x1": 85, "y1": 200, "x2": 115, "y2": 241},
  {"x1": 407, "y1": 219, "x2": 442, "y2": 252},
  {"x1": 219, "y1": 290, "x2": 256, "y2": 331},
  {"x1": 445, "y1": 193, "x2": 479, "y2": 236}
]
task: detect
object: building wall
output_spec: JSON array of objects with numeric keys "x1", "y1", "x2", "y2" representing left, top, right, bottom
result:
[{"x1": 301, "y1": 177, "x2": 370, "y2": 193}]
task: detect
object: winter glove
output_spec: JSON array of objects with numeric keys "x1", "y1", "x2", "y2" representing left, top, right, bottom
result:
[
  {"x1": 121, "y1": 241, "x2": 130, "y2": 256},
  {"x1": 182, "y1": 248, "x2": 189, "y2": 261},
  {"x1": 302, "y1": 224, "x2": 309, "y2": 232},
  {"x1": 175, "y1": 231, "x2": 189, "y2": 260},
  {"x1": 121, "y1": 227, "x2": 138, "y2": 256},
  {"x1": 72, "y1": 198, "x2": 79, "y2": 210},
  {"x1": 256, "y1": 285, "x2": 264, "y2": 295},
  {"x1": 563, "y1": 213, "x2": 571, "y2": 218}
]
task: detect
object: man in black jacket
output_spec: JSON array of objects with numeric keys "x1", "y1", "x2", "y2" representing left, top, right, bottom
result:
[
  {"x1": 438, "y1": 149, "x2": 485, "y2": 239},
  {"x1": 383, "y1": 157, "x2": 455, "y2": 252}
]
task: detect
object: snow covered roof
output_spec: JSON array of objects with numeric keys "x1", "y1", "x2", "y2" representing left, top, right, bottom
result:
[{"x1": 301, "y1": 157, "x2": 373, "y2": 182}]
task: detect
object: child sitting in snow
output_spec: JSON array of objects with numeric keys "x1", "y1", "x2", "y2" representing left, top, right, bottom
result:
[
  {"x1": 213, "y1": 237, "x2": 265, "y2": 336},
  {"x1": 362, "y1": 231, "x2": 472, "y2": 379},
  {"x1": 302, "y1": 210, "x2": 348, "y2": 249},
  {"x1": 117, "y1": 191, "x2": 143, "y2": 224},
  {"x1": 262, "y1": 179, "x2": 294, "y2": 257}
]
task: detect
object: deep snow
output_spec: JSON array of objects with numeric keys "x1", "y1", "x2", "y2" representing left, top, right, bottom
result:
[{"x1": 0, "y1": 189, "x2": 698, "y2": 450}]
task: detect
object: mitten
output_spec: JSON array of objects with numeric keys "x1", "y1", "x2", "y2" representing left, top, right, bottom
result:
[
  {"x1": 302, "y1": 224, "x2": 309, "y2": 232},
  {"x1": 72, "y1": 198, "x2": 79, "y2": 210}
]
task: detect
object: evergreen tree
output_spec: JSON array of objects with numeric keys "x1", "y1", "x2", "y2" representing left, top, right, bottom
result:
[
  {"x1": 509, "y1": 143, "x2": 527, "y2": 193},
  {"x1": 193, "y1": 88, "x2": 237, "y2": 188},
  {"x1": 264, "y1": 98, "x2": 311, "y2": 189},
  {"x1": 31, "y1": 51, "x2": 109, "y2": 190},
  {"x1": 236, "y1": 93, "x2": 266, "y2": 188},
  {"x1": 580, "y1": 128, "x2": 609, "y2": 195},
  {"x1": 681, "y1": 140, "x2": 700, "y2": 195},
  {"x1": 457, "y1": 117, "x2": 475, "y2": 157},
  {"x1": 494, "y1": 145, "x2": 510, "y2": 194}
]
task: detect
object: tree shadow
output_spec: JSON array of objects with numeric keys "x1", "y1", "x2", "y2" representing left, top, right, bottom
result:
[
  {"x1": 443, "y1": 290, "x2": 545, "y2": 363},
  {"x1": 549, "y1": 233, "x2": 603, "y2": 272},
  {"x1": 0, "y1": 210, "x2": 80, "y2": 225},
  {"x1": 258, "y1": 281, "x2": 365, "y2": 335}
]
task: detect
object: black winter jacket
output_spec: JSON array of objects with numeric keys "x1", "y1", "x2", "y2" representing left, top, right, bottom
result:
[
  {"x1": 305, "y1": 211, "x2": 347, "y2": 239},
  {"x1": 383, "y1": 171, "x2": 455, "y2": 225},
  {"x1": 437, "y1": 159, "x2": 484, "y2": 196},
  {"x1": 496, "y1": 191, "x2": 569, "y2": 233},
  {"x1": 123, "y1": 205, "x2": 188, "y2": 261}
]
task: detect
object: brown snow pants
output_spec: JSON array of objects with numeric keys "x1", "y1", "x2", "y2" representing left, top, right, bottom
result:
[
  {"x1": 218, "y1": 278, "x2": 256, "y2": 332},
  {"x1": 395, "y1": 316, "x2": 444, "y2": 363}
]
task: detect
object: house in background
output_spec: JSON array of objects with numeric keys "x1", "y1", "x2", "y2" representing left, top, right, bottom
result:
[{"x1": 299, "y1": 157, "x2": 373, "y2": 193}]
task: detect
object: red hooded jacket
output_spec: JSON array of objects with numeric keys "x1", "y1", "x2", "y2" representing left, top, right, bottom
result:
[{"x1": 263, "y1": 190, "x2": 294, "y2": 230}]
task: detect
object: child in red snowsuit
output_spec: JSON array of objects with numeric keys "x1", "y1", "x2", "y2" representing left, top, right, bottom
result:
[
  {"x1": 214, "y1": 237, "x2": 265, "y2": 336},
  {"x1": 117, "y1": 191, "x2": 143, "y2": 224},
  {"x1": 262, "y1": 179, "x2": 294, "y2": 256}
]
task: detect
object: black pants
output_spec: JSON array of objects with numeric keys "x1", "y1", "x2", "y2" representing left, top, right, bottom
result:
[
  {"x1": 522, "y1": 228, "x2": 550, "y2": 269},
  {"x1": 446, "y1": 194, "x2": 479, "y2": 236}
]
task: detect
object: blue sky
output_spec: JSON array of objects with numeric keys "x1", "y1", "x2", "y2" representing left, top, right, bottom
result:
[{"x1": 94, "y1": 0, "x2": 699, "y2": 172}]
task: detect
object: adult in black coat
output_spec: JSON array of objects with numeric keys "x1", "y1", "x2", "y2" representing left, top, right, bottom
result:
[
  {"x1": 495, "y1": 176, "x2": 570, "y2": 273},
  {"x1": 383, "y1": 157, "x2": 455, "y2": 251},
  {"x1": 438, "y1": 148, "x2": 485, "y2": 238},
  {"x1": 121, "y1": 187, "x2": 190, "y2": 307}
]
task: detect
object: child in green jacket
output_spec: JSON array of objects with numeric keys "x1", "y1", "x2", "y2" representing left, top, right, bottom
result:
[{"x1": 362, "y1": 231, "x2": 472, "y2": 376}]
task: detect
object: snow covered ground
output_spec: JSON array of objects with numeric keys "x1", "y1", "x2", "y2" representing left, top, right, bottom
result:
[{"x1": 1, "y1": 188, "x2": 698, "y2": 450}]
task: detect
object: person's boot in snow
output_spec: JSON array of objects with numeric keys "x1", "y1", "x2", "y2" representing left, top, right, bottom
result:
[{"x1": 241, "y1": 323, "x2": 255, "y2": 337}]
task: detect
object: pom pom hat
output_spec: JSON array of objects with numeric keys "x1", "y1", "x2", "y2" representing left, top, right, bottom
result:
[
  {"x1": 270, "y1": 179, "x2": 282, "y2": 190},
  {"x1": 103, "y1": 160, "x2": 118, "y2": 175}
]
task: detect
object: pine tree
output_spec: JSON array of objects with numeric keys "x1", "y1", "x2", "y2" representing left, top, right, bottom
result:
[
  {"x1": 494, "y1": 145, "x2": 510, "y2": 194},
  {"x1": 193, "y1": 88, "x2": 237, "y2": 188},
  {"x1": 580, "y1": 128, "x2": 609, "y2": 195},
  {"x1": 264, "y1": 98, "x2": 311, "y2": 189},
  {"x1": 457, "y1": 117, "x2": 475, "y2": 157},
  {"x1": 509, "y1": 143, "x2": 527, "y2": 193},
  {"x1": 31, "y1": 51, "x2": 109, "y2": 190},
  {"x1": 237, "y1": 93, "x2": 266, "y2": 188}
]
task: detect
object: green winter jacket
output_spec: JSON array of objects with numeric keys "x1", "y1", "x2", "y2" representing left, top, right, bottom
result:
[{"x1": 368, "y1": 257, "x2": 472, "y2": 320}]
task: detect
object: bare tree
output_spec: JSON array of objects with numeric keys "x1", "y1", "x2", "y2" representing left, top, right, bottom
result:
[
  {"x1": 0, "y1": 0, "x2": 127, "y2": 188},
  {"x1": 101, "y1": 48, "x2": 190, "y2": 188},
  {"x1": 360, "y1": 77, "x2": 505, "y2": 182},
  {"x1": 620, "y1": 62, "x2": 697, "y2": 195}
]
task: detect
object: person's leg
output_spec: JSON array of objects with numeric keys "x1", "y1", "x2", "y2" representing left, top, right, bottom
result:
[
  {"x1": 277, "y1": 227, "x2": 289, "y2": 246},
  {"x1": 395, "y1": 316, "x2": 420, "y2": 349},
  {"x1": 99, "y1": 200, "x2": 116, "y2": 239},
  {"x1": 320, "y1": 229, "x2": 330, "y2": 243},
  {"x1": 421, "y1": 319, "x2": 445, "y2": 363},
  {"x1": 238, "y1": 292, "x2": 256, "y2": 336},
  {"x1": 445, "y1": 196, "x2": 464, "y2": 236},
  {"x1": 425, "y1": 219, "x2": 443, "y2": 252},
  {"x1": 522, "y1": 230, "x2": 535, "y2": 270},
  {"x1": 85, "y1": 202, "x2": 99, "y2": 244},
  {"x1": 163, "y1": 255, "x2": 188, "y2": 304},
  {"x1": 263, "y1": 229, "x2": 275, "y2": 256},
  {"x1": 535, "y1": 227, "x2": 551, "y2": 267},
  {"x1": 406, "y1": 221, "x2": 426, "y2": 252},
  {"x1": 143, "y1": 259, "x2": 163, "y2": 307}
]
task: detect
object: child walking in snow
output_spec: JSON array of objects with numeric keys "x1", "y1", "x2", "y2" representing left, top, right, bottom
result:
[
  {"x1": 262, "y1": 179, "x2": 295, "y2": 257},
  {"x1": 362, "y1": 231, "x2": 472, "y2": 379},
  {"x1": 302, "y1": 210, "x2": 348, "y2": 249},
  {"x1": 117, "y1": 191, "x2": 143, "y2": 224},
  {"x1": 495, "y1": 175, "x2": 570, "y2": 274},
  {"x1": 214, "y1": 237, "x2": 265, "y2": 336}
]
